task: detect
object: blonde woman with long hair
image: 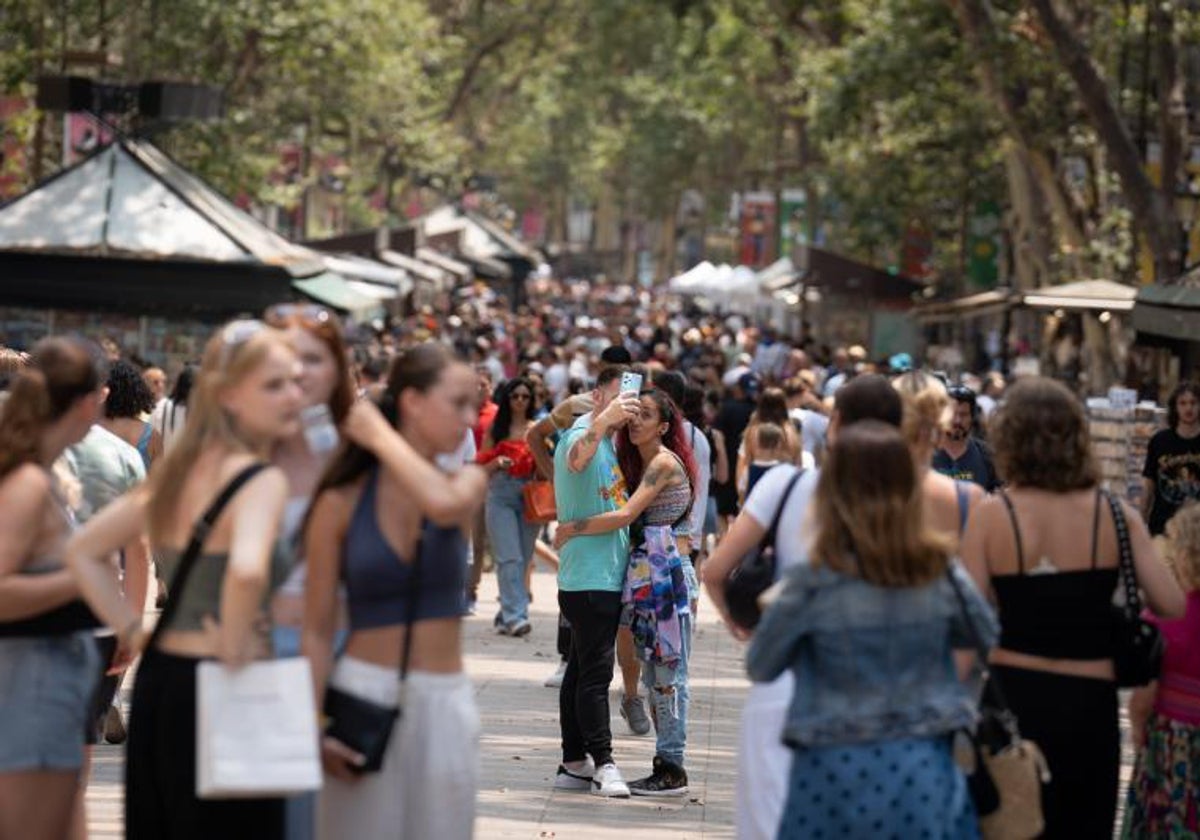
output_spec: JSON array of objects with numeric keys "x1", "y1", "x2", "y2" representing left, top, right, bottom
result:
[
  {"x1": 0, "y1": 337, "x2": 107, "y2": 840},
  {"x1": 67, "y1": 320, "x2": 303, "y2": 839}
]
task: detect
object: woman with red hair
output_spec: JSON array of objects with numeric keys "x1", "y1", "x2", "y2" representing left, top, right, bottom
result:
[{"x1": 555, "y1": 388, "x2": 698, "y2": 797}]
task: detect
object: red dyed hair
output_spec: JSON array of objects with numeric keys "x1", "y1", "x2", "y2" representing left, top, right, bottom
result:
[{"x1": 617, "y1": 388, "x2": 698, "y2": 499}]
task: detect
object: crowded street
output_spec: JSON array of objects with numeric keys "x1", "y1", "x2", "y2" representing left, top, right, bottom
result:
[{"x1": 5, "y1": 2, "x2": 1200, "y2": 839}]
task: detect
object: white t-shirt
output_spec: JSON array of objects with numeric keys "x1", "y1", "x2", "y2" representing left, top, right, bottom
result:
[
  {"x1": 684, "y1": 421, "x2": 711, "y2": 541},
  {"x1": 741, "y1": 463, "x2": 819, "y2": 572},
  {"x1": 151, "y1": 398, "x2": 188, "y2": 453},
  {"x1": 436, "y1": 429, "x2": 477, "y2": 473},
  {"x1": 788, "y1": 407, "x2": 829, "y2": 457}
]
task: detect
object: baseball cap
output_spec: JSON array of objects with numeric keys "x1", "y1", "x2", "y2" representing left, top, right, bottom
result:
[{"x1": 738, "y1": 372, "x2": 761, "y2": 398}]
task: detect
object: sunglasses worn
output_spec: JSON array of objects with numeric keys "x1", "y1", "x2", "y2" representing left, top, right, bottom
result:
[
  {"x1": 511, "y1": 392, "x2": 532, "y2": 401},
  {"x1": 265, "y1": 303, "x2": 333, "y2": 326}
]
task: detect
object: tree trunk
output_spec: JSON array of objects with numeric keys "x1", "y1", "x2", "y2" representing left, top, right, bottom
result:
[
  {"x1": 1153, "y1": 0, "x2": 1188, "y2": 262},
  {"x1": 1004, "y1": 147, "x2": 1055, "y2": 290},
  {"x1": 949, "y1": 0, "x2": 1089, "y2": 253},
  {"x1": 1028, "y1": 0, "x2": 1181, "y2": 282}
]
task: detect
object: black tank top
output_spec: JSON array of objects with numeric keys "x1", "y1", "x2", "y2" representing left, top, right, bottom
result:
[{"x1": 990, "y1": 489, "x2": 1118, "y2": 660}]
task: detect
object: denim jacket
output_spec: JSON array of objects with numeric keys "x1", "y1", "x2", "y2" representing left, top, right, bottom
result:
[{"x1": 746, "y1": 559, "x2": 998, "y2": 748}]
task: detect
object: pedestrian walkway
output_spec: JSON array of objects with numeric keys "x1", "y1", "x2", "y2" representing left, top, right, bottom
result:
[{"x1": 85, "y1": 564, "x2": 747, "y2": 838}]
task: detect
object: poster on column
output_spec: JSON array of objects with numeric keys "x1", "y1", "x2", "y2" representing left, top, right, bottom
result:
[
  {"x1": 63, "y1": 113, "x2": 113, "y2": 166},
  {"x1": 739, "y1": 192, "x2": 776, "y2": 269}
]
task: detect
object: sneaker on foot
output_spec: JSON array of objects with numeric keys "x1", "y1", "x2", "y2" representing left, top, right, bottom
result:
[
  {"x1": 620, "y1": 694, "x2": 651, "y2": 736},
  {"x1": 462, "y1": 599, "x2": 477, "y2": 617},
  {"x1": 628, "y1": 755, "x2": 688, "y2": 797},
  {"x1": 510, "y1": 619, "x2": 532, "y2": 637},
  {"x1": 554, "y1": 758, "x2": 595, "y2": 791},
  {"x1": 496, "y1": 623, "x2": 513, "y2": 636},
  {"x1": 544, "y1": 660, "x2": 568, "y2": 688},
  {"x1": 591, "y1": 762, "x2": 630, "y2": 798}
]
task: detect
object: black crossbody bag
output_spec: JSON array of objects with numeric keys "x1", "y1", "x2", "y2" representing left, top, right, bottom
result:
[
  {"x1": 322, "y1": 534, "x2": 423, "y2": 774},
  {"x1": 724, "y1": 468, "x2": 803, "y2": 629}
]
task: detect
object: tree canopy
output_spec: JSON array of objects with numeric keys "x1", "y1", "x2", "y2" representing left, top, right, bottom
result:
[{"x1": 2, "y1": 0, "x2": 1197, "y2": 284}]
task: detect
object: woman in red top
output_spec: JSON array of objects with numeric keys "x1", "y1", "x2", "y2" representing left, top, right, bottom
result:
[{"x1": 478, "y1": 377, "x2": 539, "y2": 636}]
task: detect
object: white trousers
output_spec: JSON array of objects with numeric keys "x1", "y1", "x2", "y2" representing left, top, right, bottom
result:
[
  {"x1": 736, "y1": 671, "x2": 794, "y2": 840},
  {"x1": 318, "y1": 657, "x2": 480, "y2": 840}
]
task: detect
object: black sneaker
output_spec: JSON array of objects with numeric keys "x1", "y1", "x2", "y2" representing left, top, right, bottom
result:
[{"x1": 628, "y1": 755, "x2": 688, "y2": 797}]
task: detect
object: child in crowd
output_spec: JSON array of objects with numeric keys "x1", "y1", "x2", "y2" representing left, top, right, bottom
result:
[
  {"x1": 1124, "y1": 501, "x2": 1200, "y2": 836},
  {"x1": 743, "y1": 423, "x2": 790, "y2": 501}
]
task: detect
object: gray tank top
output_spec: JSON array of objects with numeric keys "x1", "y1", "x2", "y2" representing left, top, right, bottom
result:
[{"x1": 155, "y1": 542, "x2": 292, "y2": 632}]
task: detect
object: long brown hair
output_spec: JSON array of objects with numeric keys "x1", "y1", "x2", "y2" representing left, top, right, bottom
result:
[
  {"x1": 144, "y1": 322, "x2": 294, "y2": 543},
  {"x1": 0, "y1": 337, "x2": 105, "y2": 480},
  {"x1": 810, "y1": 420, "x2": 951, "y2": 587},
  {"x1": 311, "y1": 342, "x2": 454, "y2": 496}
]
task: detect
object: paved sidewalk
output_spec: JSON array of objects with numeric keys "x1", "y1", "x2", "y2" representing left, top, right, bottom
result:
[{"x1": 86, "y1": 565, "x2": 748, "y2": 838}]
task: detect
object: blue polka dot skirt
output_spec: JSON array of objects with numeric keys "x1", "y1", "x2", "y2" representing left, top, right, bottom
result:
[{"x1": 777, "y1": 735, "x2": 979, "y2": 840}]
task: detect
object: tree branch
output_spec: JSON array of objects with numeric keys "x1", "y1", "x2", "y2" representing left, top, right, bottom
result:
[
  {"x1": 949, "y1": 0, "x2": 1088, "y2": 250},
  {"x1": 1027, "y1": 0, "x2": 1180, "y2": 281}
]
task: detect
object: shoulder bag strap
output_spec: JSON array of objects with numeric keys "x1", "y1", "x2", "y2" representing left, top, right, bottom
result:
[
  {"x1": 954, "y1": 481, "x2": 970, "y2": 536},
  {"x1": 148, "y1": 463, "x2": 269, "y2": 651},
  {"x1": 761, "y1": 468, "x2": 805, "y2": 551},
  {"x1": 944, "y1": 566, "x2": 1019, "y2": 737},
  {"x1": 1103, "y1": 488, "x2": 1141, "y2": 618}
]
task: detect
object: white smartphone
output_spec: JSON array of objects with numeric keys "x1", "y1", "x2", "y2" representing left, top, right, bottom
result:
[{"x1": 620, "y1": 371, "x2": 643, "y2": 395}]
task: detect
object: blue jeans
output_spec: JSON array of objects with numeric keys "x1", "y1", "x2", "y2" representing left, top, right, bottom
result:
[
  {"x1": 642, "y1": 562, "x2": 698, "y2": 768},
  {"x1": 485, "y1": 473, "x2": 538, "y2": 626},
  {"x1": 643, "y1": 612, "x2": 692, "y2": 768}
]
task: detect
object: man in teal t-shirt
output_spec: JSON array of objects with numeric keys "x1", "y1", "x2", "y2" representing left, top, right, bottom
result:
[{"x1": 550, "y1": 365, "x2": 639, "y2": 798}]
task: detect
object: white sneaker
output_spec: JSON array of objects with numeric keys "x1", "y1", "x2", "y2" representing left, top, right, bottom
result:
[
  {"x1": 591, "y1": 762, "x2": 631, "y2": 798},
  {"x1": 554, "y1": 757, "x2": 595, "y2": 791},
  {"x1": 544, "y1": 660, "x2": 567, "y2": 688}
]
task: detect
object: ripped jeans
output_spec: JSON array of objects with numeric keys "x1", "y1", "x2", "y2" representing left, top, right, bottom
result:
[
  {"x1": 641, "y1": 560, "x2": 698, "y2": 768},
  {"x1": 642, "y1": 612, "x2": 692, "y2": 767}
]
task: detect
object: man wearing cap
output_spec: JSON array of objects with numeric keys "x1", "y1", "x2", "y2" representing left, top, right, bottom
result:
[{"x1": 933, "y1": 385, "x2": 998, "y2": 491}]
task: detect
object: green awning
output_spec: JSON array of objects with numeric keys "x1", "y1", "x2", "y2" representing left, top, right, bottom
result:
[
  {"x1": 1137, "y1": 283, "x2": 1200, "y2": 309},
  {"x1": 292, "y1": 272, "x2": 385, "y2": 318}
]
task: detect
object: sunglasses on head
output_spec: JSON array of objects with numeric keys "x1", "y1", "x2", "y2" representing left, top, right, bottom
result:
[
  {"x1": 265, "y1": 303, "x2": 334, "y2": 326},
  {"x1": 218, "y1": 319, "x2": 268, "y2": 365}
]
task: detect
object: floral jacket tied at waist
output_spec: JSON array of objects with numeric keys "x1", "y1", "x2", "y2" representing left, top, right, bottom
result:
[{"x1": 622, "y1": 524, "x2": 690, "y2": 668}]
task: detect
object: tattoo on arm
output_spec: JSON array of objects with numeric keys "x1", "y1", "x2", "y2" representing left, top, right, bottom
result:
[
  {"x1": 568, "y1": 429, "x2": 601, "y2": 470},
  {"x1": 644, "y1": 465, "x2": 664, "y2": 488}
]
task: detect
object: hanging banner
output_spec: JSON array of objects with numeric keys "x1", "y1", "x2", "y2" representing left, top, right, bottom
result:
[
  {"x1": 967, "y1": 200, "x2": 1002, "y2": 289},
  {"x1": 739, "y1": 191, "x2": 776, "y2": 269},
  {"x1": 901, "y1": 219, "x2": 934, "y2": 279},
  {"x1": 778, "y1": 188, "x2": 807, "y2": 256}
]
